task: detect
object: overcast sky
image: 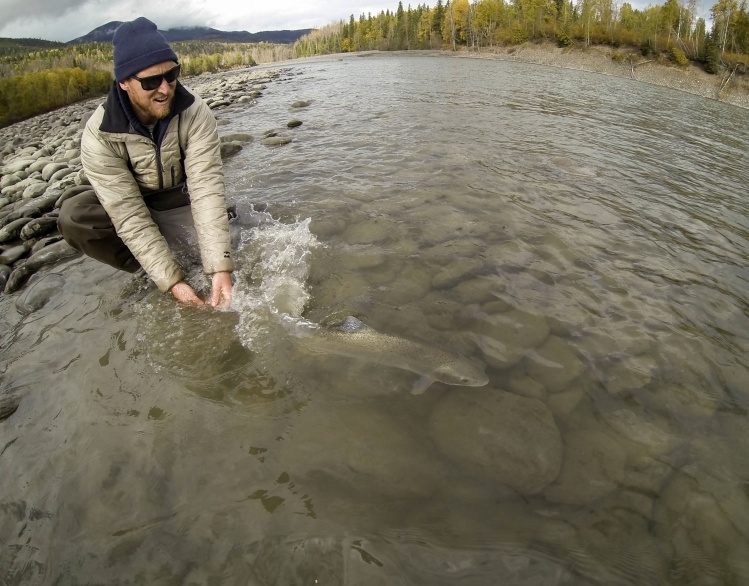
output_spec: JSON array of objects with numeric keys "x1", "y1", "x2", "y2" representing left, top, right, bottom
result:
[
  {"x1": 0, "y1": 0, "x2": 706, "y2": 43},
  {"x1": 0, "y1": 0, "x2": 402, "y2": 42}
]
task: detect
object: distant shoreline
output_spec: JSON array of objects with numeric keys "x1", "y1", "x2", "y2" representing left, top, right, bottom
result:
[{"x1": 433, "y1": 43, "x2": 749, "y2": 110}]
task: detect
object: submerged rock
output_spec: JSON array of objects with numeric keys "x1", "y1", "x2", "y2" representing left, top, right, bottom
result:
[
  {"x1": 429, "y1": 387, "x2": 563, "y2": 495},
  {"x1": 262, "y1": 136, "x2": 293, "y2": 147},
  {"x1": 471, "y1": 309, "x2": 550, "y2": 369},
  {"x1": 0, "y1": 393, "x2": 21, "y2": 421},
  {"x1": 0, "y1": 264, "x2": 10, "y2": 290},
  {"x1": 15, "y1": 273, "x2": 66, "y2": 314},
  {"x1": 525, "y1": 335, "x2": 586, "y2": 393},
  {"x1": 543, "y1": 429, "x2": 625, "y2": 505}
]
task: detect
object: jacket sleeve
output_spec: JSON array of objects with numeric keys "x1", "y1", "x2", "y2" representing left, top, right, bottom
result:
[
  {"x1": 180, "y1": 95, "x2": 234, "y2": 275},
  {"x1": 81, "y1": 108, "x2": 184, "y2": 292}
]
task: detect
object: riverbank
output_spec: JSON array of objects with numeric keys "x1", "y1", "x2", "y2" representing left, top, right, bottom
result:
[{"x1": 446, "y1": 42, "x2": 749, "y2": 110}]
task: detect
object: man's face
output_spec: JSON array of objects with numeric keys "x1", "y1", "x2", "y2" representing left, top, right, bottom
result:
[{"x1": 119, "y1": 60, "x2": 178, "y2": 125}]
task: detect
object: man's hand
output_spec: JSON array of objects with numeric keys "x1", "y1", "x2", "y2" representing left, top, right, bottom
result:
[
  {"x1": 209, "y1": 271, "x2": 232, "y2": 308},
  {"x1": 170, "y1": 281, "x2": 204, "y2": 305}
]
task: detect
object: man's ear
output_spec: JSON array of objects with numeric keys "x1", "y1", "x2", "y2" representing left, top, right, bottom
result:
[{"x1": 119, "y1": 80, "x2": 129, "y2": 91}]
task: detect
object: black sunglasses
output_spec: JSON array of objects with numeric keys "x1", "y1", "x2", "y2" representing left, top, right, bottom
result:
[{"x1": 132, "y1": 64, "x2": 180, "y2": 91}]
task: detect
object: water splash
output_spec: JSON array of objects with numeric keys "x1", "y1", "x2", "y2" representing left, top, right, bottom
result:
[{"x1": 231, "y1": 214, "x2": 321, "y2": 352}]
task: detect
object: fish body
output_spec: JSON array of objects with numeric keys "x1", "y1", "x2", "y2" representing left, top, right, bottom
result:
[{"x1": 294, "y1": 316, "x2": 489, "y2": 394}]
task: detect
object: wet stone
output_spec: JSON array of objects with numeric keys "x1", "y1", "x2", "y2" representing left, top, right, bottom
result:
[
  {"x1": 543, "y1": 429, "x2": 626, "y2": 505},
  {"x1": 431, "y1": 258, "x2": 484, "y2": 289},
  {"x1": 287, "y1": 119, "x2": 303, "y2": 128},
  {"x1": 262, "y1": 136, "x2": 293, "y2": 147},
  {"x1": 219, "y1": 142, "x2": 243, "y2": 160},
  {"x1": 22, "y1": 182, "x2": 49, "y2": 199},
  {"x1": 15, "y1": 273, "x2": 66, "y2": 314},
  {"x1": 220, "y1": 133, "x2": 252, "y2": 143},
  {"x1": 526, "y1": 335, "x2": 586, "y2": 393},
  {"x1": 41, "y1": 163, "x2": 68, "y2": 181},
  {"x1": 604, "y1": 356, "x2": 657, "y2": 394},
  {"x1": 0, "y1": 393, "x2": 21, "y2": 422},
  {"x1": 430, "y1": 388, "x2": 563, "y2": 495},
  {"x1": 472, "y1": 309, "x2": 550, "y2": 370}
]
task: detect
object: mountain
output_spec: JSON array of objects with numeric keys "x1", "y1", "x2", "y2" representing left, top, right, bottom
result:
[
  {"x1": 67, "y1": 22, "x2": 312, "y2": 45},
  {"x1": 0, "y1": 38, "x2": 64, "y2": 57}
]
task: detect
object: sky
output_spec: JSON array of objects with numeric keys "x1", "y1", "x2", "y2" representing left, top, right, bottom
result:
[
  {"x1": 0, "y1": 0, "x2": 401, "y2": 43},
  {"x1": 0, "y1": 0, "x2": 706, "y2": 43}
]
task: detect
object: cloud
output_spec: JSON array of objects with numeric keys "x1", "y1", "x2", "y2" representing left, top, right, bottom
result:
[{"x1": 0, "y1": 0, "x2": 84, "y2": 24}]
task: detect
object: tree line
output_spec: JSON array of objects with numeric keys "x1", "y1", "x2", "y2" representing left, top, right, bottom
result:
[
  {"x1": 0, "y1": 40, "x2": 293, "y2": 128},
  {"x1": 292, "y1": 0, "x2": 749, "y2": 74}
]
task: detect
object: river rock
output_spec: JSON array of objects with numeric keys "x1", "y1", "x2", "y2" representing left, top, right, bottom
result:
[
  {"x1": 280, "y1": 405, "x2": 448, "y2": 499},
  {"x1": 526, "y1": 335, "x2": 586, "y2": 393},
  {"x1": 471, "y1": 308, "x2": 550, "y2": 369},
  {"x1": 0, "y1": 242, "x2": 31, "y2": 265},
  {"x1": 604, "y1": 356, "x2": 657, "y2": 394},
  {"x1": 431, "y1": 258, "x2": 484, "y2": 289},
  {"x1": 15, "y1": 273, "x2": 66, "y2": 314},
  {"x1": 20, "y1": 216, "x2": 59, "y2": 240},
  {"x1": 652, "y1": 466, "x2": 749, "y2": 584},
  {"x1": 49, "y1": 167, "x2": 76, "y2": 183},
  {"x1": 4, "y1": 264, "x2": 32, "y2": 293},
  {"x1": 220, "y1": 133, "x2": 253, "y2": 143},
  {"x1": 2, "y1": 158, "x2": 35, "y2": 174},
  {"x1": 0, "y1": 264, "x2": 10, "y2": 290},
  {"x1": 27, "y1": 189, "x2": 63, "y2": 213},
  {"x1": 0, "y1": 217, "x2": 34, "y2": 244},
  {"x1": 0, "y1": 206, "x2": 42, "y2": 229},
  {"x1": 0, "y1": 393, "x2": 21, "y2": 422},
  {"x1": 0, "y1": 174, "x2": 20, "y2": 189},
  {"x1": 41, "y1": 162, "x2": 68, "y2": 181},
  {"x1": 24, "y1": 239, "x2": 79, "y2": 271},
  {"x1": 262, "y1": 136, "x2": 293, "y2": 146},
  {"x1": 30, "y1": 235, "x2": 63, "y2": 255},
  {"x1": 429, "y1": 388, "x2": 563, "y2": 495},
  {"x1": 22, "y1": 181, "x2": 49, "y2": 199},
  {"x1": 291, "y1": 100, "x2": 311, "y2": 108},
  {"x1": 220, "y1": 142, "x2": 243, "y2": 160},
  {"x1": 543, "y1": 429, "x2": 625, "y2": 505},
  {"x1": 287, "y1": 119, "x2": 303, "y2": 128},
  {"x1": 55, "y1": 186, "x2": 93, "y2": 208},
  {"x1": 27, "y1": 158, "x2": 52, "y2": 173}
]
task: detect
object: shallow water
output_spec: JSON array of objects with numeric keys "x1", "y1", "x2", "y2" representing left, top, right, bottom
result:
[{"x1": 1, "y1": 53, "x2": 749, "y2": 584}]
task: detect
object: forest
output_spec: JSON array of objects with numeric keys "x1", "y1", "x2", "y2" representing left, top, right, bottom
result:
[
  {"x1": 292, "y1": 0, "x2": 749, "y2": 75},
  {"x1": 3, "y1": 0, "x2": 749, "y2": 127},
  {"x1": 0, "y1": 40, "x2": 292, "y2": 127}
]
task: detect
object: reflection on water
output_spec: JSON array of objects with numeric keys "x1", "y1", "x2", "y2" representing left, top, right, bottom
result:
[{"x1": 1, "y1": 53, "x2": 748, "y2": 584}]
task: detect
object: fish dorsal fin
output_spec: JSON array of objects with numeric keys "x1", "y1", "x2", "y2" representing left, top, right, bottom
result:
[{"x1": 338, "y1": 316, "x2": 370, "y2": 332}]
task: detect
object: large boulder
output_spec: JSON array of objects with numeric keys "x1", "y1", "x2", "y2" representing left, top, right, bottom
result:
[{"x1": 429, "y1": 387, "x2": 562, "y2": 495}]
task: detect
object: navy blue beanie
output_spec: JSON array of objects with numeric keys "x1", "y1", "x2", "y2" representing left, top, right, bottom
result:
[{"x1": 113, "y1": 17, "x2": 179, "y2": 82}]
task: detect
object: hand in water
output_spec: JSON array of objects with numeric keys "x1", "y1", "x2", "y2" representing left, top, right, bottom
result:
[
  {"x1": 170, "y1": 281, "x2": 204, "y2": 305},
  {"x1": 209, "y1": 271, "x2": 232, "y2": 308}
]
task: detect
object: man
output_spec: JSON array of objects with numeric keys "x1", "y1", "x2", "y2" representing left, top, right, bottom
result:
[{"x1": 58, "y1": 17, "x2": 233, "y2": 307}]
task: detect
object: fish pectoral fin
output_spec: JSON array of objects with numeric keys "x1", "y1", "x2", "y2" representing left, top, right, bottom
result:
[{"x1": 410, "y1": 375, "x2": 435, "y2": 395}]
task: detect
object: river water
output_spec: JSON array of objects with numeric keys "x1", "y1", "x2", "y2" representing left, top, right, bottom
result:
[{"x1": 1, "y1": 53, "x2": 748, "y2": 584}]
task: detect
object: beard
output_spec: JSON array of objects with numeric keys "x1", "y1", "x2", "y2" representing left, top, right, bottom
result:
[{"x1": 129, "y1": 89, "x2": 174, "y2": 125}]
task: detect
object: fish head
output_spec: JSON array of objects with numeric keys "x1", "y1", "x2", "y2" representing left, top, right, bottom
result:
[{"x1": 432, "y1": 359, "x2": 489, "y2": 388}]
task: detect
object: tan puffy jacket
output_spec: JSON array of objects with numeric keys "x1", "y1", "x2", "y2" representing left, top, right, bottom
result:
[{"x1": 81, "y1": 82, "x2": 233, "y2": 292}]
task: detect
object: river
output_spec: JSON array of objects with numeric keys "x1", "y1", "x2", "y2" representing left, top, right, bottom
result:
[{"x1": 1, "y1": 52, "x2": 748, "y2": 584}]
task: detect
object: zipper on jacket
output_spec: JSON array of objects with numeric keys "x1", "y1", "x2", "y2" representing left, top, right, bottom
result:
[{"x1": 155, "y1": 142, "x2": 164, "y2": 190}]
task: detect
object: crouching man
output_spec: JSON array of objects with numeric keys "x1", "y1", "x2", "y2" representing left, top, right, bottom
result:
[{"x1": 59, "y1": 16, "x2": 233, "y2": 307}]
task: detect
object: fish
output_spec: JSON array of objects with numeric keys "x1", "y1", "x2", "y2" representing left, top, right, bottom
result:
[{"x1": 290, "y1": 316, "x2": 489, "y2": 394}]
